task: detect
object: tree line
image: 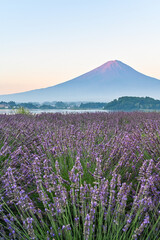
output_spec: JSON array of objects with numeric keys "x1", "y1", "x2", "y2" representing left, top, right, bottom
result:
[{"x1": 1, "y1": 97, "x2": 160, "y2": 111}]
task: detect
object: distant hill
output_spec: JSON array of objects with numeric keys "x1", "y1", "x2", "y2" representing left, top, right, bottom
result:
[
  {"x1": 104, "y1": 96, "x2": 160, "y2": 111},
  {"x1": 1, "y1": 60, "x2": 160, "y2": 102}
]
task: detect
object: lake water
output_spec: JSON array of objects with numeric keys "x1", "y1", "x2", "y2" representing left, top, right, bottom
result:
[{"x1": 0, "y1": 109, "x2": 109, "y2": 114}]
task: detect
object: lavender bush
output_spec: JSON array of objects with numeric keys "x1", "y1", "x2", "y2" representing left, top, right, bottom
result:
[{"x1": 0, "y1": 112, "x2": 159, "y2": 239}]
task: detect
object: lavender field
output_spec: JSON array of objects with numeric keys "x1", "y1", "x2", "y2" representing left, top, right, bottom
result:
[{"x1": 0, "y1": 112, "x2": 160, "y2": 240}]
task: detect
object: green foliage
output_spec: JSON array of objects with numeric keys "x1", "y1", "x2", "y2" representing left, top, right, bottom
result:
[
  {"x1": 14, "y1": 107, "x2": 31, "y2": 115},
  {"x1": 40, "y1": 104, "x2": 55, "y2": 109},
  {"x1": 79, "y1": 102, "x2": 106, "y2": 109},
  {"x1": 20, "y1": 103, "x2": 38, "y2": 109},
  {"x1": 55, "y1": 101, "x2": 66, "y2": 109},
  {"x1": 105, "y1": 96, "x2": 160, "y2": 111}
]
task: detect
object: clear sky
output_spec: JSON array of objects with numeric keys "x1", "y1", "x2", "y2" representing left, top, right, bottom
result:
[{"x1": 0, "y1": 0, "x2": 160, "y2": 94}]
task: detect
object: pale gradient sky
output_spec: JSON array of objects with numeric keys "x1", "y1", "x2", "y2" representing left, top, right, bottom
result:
[{"x1": 0, "y1": 0, "x2": 160, "y2": 94}]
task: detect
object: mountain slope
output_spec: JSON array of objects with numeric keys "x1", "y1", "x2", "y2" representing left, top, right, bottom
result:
[{"x1": 1, "y1": 60, "x2": 160, "y2": 102}]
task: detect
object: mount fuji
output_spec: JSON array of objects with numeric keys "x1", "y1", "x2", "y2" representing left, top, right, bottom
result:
[{"x1": 1, "y1": 60, "x2": 160, "y2": 102}]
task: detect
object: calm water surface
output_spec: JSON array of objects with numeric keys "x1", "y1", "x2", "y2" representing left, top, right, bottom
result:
[{"x1": 0, "y1": 109, "x2": 109, "y2": 114}]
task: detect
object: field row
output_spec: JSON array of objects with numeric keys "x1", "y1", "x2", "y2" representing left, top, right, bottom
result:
[{"x1": 0, "y1": 112, "x2": 160, "y2": 239}]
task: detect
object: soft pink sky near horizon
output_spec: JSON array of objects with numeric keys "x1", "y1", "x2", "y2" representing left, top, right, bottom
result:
[{"x1": 0, "y1": 0, "x2": 160, "y2": 95}]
